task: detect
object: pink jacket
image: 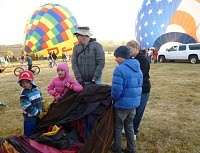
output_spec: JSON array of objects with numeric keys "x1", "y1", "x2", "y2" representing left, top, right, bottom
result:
[{"x1": 47, "y1": 62, "x2": 83, "y2": 99}]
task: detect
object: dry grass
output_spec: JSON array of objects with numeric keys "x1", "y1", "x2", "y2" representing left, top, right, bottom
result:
[{"x1": 0, "y1": 54, "x2": 200, "y2": 153}]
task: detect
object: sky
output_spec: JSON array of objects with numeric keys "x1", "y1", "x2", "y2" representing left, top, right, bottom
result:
[{"x1": 0, "y1": 0, "x2": 143, "y2": 45}]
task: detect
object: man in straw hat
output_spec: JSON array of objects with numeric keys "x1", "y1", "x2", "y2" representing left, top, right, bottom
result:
[{"x1": 71, "y1": 26, "x2": 105, "y2": 86}]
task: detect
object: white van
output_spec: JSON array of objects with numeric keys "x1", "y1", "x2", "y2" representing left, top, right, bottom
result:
[{"x1": 158, "y1": 43, "x2": 200, "y2": 64}]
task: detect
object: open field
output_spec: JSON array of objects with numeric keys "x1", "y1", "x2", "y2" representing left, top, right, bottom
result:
[{"x1": 0, "y1": 54, "x2": 200, "y2": 153}]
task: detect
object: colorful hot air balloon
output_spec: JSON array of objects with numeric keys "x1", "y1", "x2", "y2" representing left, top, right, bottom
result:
[
  {"x1": 23, "y1": 3, "x2": 78, "y2": 58},
  {"x1": 135, "y1": 0, "x2": 200, "y2": 49}
]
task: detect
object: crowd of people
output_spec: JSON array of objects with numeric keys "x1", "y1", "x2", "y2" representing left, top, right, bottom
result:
[
  {"x1": 16, "y1": 26, "x2": 151, "y2": 153},
  {"x1": 0, "y1": 53, "x2": 44, "y2": 68},
  {"x1": 47, "y1": 51, "x2": 65, "y2": 68},
  {"x1": 145, "y1": 47, "x2": 159, "y2": 64},
  {"x1": 0, "y1": 55, "x2": 18, "y2": 66}
]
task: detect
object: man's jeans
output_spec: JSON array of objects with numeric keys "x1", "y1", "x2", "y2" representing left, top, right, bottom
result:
[
  {"x1": 148, "y1": 56, "x2": 152, "y2": 64},
  {"x1": 53, "y1": 59, "x2": 57, "y2": 67},
  {"x1": 113, "y1": 108, "x2": 136, "y2": 153},
  {"x1": 133, "y1": 92, "x2": 150, "y2": 135}
]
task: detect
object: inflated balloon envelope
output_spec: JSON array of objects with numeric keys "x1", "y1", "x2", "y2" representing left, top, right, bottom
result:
[
  {"x1": 136, "y1": 0, "x2": 200, "y2": 49},
  {"x1": 23, "y1": 3, "x2": 78, "y2": 58}
]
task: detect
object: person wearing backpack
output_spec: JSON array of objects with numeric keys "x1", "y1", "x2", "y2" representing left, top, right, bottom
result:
[{"x1": 71, "y1": 26, "x2": 105, "y2": 86}]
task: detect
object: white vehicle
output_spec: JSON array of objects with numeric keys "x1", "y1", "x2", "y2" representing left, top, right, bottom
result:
[{"x1": 158, "y1": 43, "x2": 200, "y2": 64}]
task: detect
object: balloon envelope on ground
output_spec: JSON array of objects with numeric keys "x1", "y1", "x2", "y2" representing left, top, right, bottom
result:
[
  {"x1": 23, "y1": 3, "x2": 78, "y2": 58},
  {"x1": 135, "y1": 0, "x2": 200, "y2": 49}
]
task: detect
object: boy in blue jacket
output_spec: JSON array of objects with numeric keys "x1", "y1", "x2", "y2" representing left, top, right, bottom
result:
[
  {"x1": 18, "y1": 70, "x2": 43, "y2": 137},
  {"x1": 111, "y1": 46, "x2": 143, "y2": 153}
]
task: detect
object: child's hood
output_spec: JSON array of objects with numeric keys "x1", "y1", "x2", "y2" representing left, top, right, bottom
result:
[
  {"x1": 57, "y1": 62, "x2": 69, "y2": 78},
  {"x1": 123, "y1": 59, "x2": 141, "y2": 72}
]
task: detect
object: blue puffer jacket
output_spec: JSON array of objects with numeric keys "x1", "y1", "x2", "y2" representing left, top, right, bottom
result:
[
  {"x1": 111, "y1": 59, "x2": 143, "y2": 109},
  {"x1": 20, "y1": 86, "x2": 43, "y2": 120}
]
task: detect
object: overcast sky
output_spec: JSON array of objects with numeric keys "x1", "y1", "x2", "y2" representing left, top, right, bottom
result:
[{"x1": 0, "y1": 0, "x2": 143, "y2": 45}]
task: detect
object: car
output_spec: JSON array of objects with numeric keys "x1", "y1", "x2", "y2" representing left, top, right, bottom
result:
[{"x1": 158, "y1": 43, "x2": 200, "y2": 64}]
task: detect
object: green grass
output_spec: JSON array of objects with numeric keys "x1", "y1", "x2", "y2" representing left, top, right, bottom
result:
[{"x1": 0, "y1": 55, "x2": 200, "y2": 153}]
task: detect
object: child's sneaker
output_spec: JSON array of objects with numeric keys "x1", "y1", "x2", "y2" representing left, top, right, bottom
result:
[
  {"x1": 111, "y1": 145, "x2": 123, "y2": 153},
  {"x1": 134, "y1": 135, "x2": 136, "y2": 141},
  {"x1": 0, "y1": 102, "x2": 7, "y2": 107},
  {"x1": 122, "y1": 128, "x2": 125, "y2": 137},
  {"x1": 122, "y1": 148, "x2": 135, "y2": 153}
]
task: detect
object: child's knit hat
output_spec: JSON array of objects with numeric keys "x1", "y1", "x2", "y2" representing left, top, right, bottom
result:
[{"x1": 114, "y1": 46, "x2": 130, "y2": 59}]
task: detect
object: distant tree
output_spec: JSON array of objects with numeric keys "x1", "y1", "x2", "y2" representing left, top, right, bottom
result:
[
  {"x1": 99, "y1": 40, "x2": 126, "y2": 53},
  {"x1": 6, "y1": 50, "x2": 14, "y2": 56}
]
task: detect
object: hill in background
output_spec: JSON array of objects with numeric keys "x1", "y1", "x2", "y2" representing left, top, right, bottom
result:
[
  {"x1": 0, "y1": 44, "x2": 22, "y2": 57},
  {"x1": 0, "y1": 40, "x2": 126, "y2": 58}
]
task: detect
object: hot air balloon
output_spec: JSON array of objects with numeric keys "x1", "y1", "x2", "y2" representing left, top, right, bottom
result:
[
  {"x1": 23, "y1": 3, "x2": 78, "y2": 58},
  {"x1": 135, "y1": 0, "x2": 200, "y2": 50}
]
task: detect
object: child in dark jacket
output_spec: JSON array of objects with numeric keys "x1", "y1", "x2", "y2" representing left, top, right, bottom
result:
[
  {"x1": 18, "y1": 70, "x2": 43, "y2": 137},
  {"x1": 111, "y1": 46, "x2": 143, "y2": 153},
  {"x1": 47, "y1": 62, "x2": 83, "y2": 102}
]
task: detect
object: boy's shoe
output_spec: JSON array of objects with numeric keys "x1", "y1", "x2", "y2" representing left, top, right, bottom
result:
[
  {"x1": 0, "y1": 102, "x2": 7, "y2": 107},
  {"x1": 122, "y1": 129, "x2": 125, "y2": 137},
  {"x1": 134, "y1": 135, "x2": 136, "y2": 141},
  {"x1": 111, "y1": 145, "x2": 123, "y2": 153},
  {"x1": 122, "y1": 148, "x2": 136, "y2": 153}
]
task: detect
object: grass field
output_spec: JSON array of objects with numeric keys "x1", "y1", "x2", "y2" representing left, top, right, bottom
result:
[{"x1": 0, "y1": 54, "x2": 200, "y2": 153}]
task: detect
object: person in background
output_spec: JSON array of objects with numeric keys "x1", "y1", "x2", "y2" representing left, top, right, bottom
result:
[
  {"x1": 4, "y1": 55, "x2": 9, "y2": 65},
  {"x1": 153, "y1": 48, "x2": 158, "y2": 64},
  {"x1": 149, "y1": 49, "x2": 153, "y2": 64},
  {"x1": 36, "y1": 54, "x2": 39, "y2": 61},
  {"x1": 0, "y1": 56, "x2": 2, "y2": 66},
  {"x1": 71, "y1": 26, "x2": 105, "y2": 86},
  {"x1": 18, "y1": 70, "x2": 43, "y2": 136},
  {"x1": 126, "y1": 40, "x2": 151, "y2": 141},
  {"x1": 20, "y1": 53, "x2": 25, "y2": 63},
  {"x1": 52, "y1": 51, "x2": 58, "y2": 67},
  {"x1": 25, "y1": 54, "x2": 33, "y2": 73},
  {"x1": 12, "y1": 55, "x2": 16, "y2": 62},
  {"x1": 146, "y1": 48, "x2": 152, "y2": 64},
  {"x1": 47, "y1": 52, "x2": 53, "y2": 68},
  {"x1": 47, "y1": 62, "x2": 83, "y2": 102},
  {"x1": 66, "y1": 51, "x2": 69, "y2": 60},
  {"x1": 62, "y1": 52, "x2": 67, "y2": 62},
  {"x1": 41, "y1": 55, "x2": 44, "y2": 60},
  {"x1": 111, "y1": 46, "x2": 143, "y2": 153}
]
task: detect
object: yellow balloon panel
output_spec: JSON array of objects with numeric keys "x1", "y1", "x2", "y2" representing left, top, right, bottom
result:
[{"x1": 35, "y1": 37, "x2": 78, "y2": 58}]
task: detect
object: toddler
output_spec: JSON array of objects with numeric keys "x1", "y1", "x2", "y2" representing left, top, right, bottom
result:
[{"x1": 18, "y1": 70, "x2": 43, "y2": 136}]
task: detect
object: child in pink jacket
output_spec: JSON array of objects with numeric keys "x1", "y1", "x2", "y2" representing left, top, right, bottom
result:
[{"x1": 47, "y1": 62, "x2": 83, "y2": 102}]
